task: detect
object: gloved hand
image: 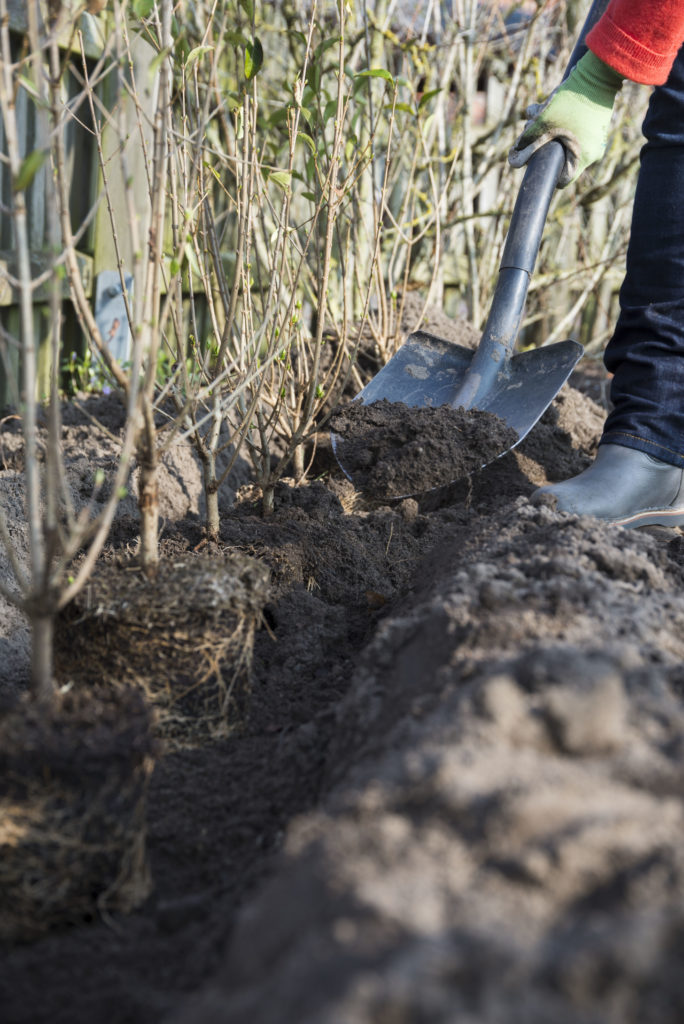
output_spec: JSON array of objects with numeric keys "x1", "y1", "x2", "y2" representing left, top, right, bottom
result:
[{"x1": 508, "y1": 50, "x2": 624, "y2": 187}]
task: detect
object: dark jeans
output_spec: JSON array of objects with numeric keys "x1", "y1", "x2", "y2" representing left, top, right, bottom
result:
[{"x1": 602, "y1": 43, "x2": 684, "y2": 468}]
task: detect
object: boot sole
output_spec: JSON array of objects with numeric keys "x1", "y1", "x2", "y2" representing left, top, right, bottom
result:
[{"x1": 613, "y1": 506, "x2": 684, "y2": 529}]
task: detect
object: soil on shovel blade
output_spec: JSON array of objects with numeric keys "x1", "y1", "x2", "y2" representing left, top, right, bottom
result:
[
  {"x1": 330, "y1": 398, "x2": 518, "y2": 498},
  {"x1": 5, "y1": 344, "x2": 684, "y2": 1024}
]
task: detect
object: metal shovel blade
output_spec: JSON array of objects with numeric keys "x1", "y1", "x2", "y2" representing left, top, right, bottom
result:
[
  {"x1": 352, "y1": 331, "x2": 475, "y2": 408},
  {"x1": 355, "y1": 330, "x2": 582, "y2": 439},
  {"x1": 331, "y1": 330, "x2": 583, "y2": 482}
]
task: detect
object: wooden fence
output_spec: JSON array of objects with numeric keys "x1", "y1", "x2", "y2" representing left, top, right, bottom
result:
[{"x1": 0, "y1": 2, "x2": 157, "y2": 407}]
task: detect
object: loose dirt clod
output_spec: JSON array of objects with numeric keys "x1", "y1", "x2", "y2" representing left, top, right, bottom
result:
[
  {"x1": 54, "y1": 553, "x2": 270, "y2": 746},
  {"x1": 330, "y1": 398, "x2": 518, "y2": 498}
]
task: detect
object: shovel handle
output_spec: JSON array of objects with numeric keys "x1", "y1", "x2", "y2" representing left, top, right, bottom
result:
[{"x1": 452, "y1": 0, "x2": 611, "y2": 412}]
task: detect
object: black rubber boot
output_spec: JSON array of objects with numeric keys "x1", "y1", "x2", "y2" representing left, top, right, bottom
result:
[{"x1": 533, "y1": 443, "x2": 684, "y2": 528}]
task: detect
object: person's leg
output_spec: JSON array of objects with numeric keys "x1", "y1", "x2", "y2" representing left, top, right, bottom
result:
[
  {"x1": 534, "y1": 44, "x2": 684, "y2": 527},
  {"x1": 602, "y1": 42, "x2": 684, "y2": 467}
]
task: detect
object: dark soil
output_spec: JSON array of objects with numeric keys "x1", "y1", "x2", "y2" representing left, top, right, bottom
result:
[
  {"x1": 0, "y1": 686, "x2": 154, "y2": 942},
  {"x1": 3, "y1": 343, "x2": 684, "y2": 1024},
  {"x1": 330, "y1": 398, "x2": 518, "y2": 498}
]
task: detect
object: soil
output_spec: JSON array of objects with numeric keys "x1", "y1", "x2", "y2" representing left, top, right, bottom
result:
[
  {"x1": 330, "y1": 398, "x2": 518, "y2": 498},
  {"x1": 54, "y1": 552, "x2": 270, "y2": 744},
  {"x1": 0, "y1": 686, "x2": 154, "y2": 941},
  {"x1": 2, "y1": 325, "x2": 684, "y2": 1024}
]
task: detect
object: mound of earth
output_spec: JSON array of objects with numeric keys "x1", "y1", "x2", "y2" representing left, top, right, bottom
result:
[{"x1": 5, "y1": 360, "x2": 684, "y2": 1024}]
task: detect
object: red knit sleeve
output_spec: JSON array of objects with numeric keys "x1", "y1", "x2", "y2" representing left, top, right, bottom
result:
[{"x1": 586, "y1": 0, "x2": 684, "y2": 85}]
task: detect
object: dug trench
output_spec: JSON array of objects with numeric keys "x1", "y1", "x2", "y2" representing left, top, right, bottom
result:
[{"x1": 4, "y1": 366, "x2": 684, "y2": 1023}]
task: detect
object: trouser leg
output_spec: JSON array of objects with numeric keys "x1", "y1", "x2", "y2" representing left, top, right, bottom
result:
[{"x1": 602, "y1": 42, "x2": 684, "y2": 468}]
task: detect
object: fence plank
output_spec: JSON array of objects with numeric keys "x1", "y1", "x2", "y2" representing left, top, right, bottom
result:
[
  {"x1": 92, "y1": 29, "x2": 158, "y2": 275},
  {"x1": 0, "y1": 9, "x2": 103, "y2": 406},
  {"x1": 0, "y1": 251, "x2": 93, "y2": 307}
]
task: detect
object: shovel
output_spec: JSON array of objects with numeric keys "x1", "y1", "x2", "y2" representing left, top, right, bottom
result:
[{"x1": 333, "y1": 0, "x2": 610, "y2": 483}]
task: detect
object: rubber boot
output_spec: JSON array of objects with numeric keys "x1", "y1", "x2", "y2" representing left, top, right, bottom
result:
[{"x1": 532, "y1": 443, "x2": 684, "y2": 528}]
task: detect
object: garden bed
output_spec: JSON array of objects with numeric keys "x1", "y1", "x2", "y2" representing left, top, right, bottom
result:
[{"x1": 3, "y1": 366, "x2": 684, "y2": 1024}]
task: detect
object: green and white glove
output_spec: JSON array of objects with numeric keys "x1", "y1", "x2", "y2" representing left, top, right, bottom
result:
[{"x1": 508, "y1": 50, "x2": 624, "y2": 188}]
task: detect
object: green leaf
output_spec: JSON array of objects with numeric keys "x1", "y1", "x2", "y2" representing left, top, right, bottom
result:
[
  {"x1": 302, "y1": 191, "x2": 317, "y2": 202},
  {"x1": 355, "y1": 68, "x2": 394, "y2": 84},
  {"x1": 269, "y1": 106, "x2": 290, "y2": 127},
  {"x1": 323, "y1": 98, "x2": 337, "y2": 123},
  {"x1": 225, "y1": 31, "x2": 249, "y2": 47},
  {"x1": 245, "y1": 37, "x2": 263, "y2": 79},
  {"x1": 13, "y1": 149, "x2": 47, "y2": 192},
  {"x1": 313, "y1": 36, "x2": 340, "y2": 60},
  {"x1": 418, "y1": 87, "x2": 442, "y2": 110},
  {"x1": 175, "y1": 36, "x2": 190, "y2": 66},
  {"x1": 133, "y1": 0, "x2": 154, "y2": 16},
  {"x1": 393, "y1": 103, "x2": 415, "y2": 114},
  {"x1": 239, "y1": 0, "x2": 254, "y2": 19},
  {"x1": 185, "y1": 45, "x2": 213, "y2": 71},
  {"x1": 184, "y1": 241, "x2": 200, "y2": 278},
  {"x1": 18, "y1": 74, "x2": 43, "y2": 104},
  {"x1": 148, "y1": 46, "x2": 171, "y2": 80},
  {"x1": 269, "y1": 170, "x2": 291, "y2": 190},
  {"x1": 301, "y1": 85, "x2": 316, "y2": 108},
  {"x1": 297, "y1": 132, "x2": 316, "y2": 154}
]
